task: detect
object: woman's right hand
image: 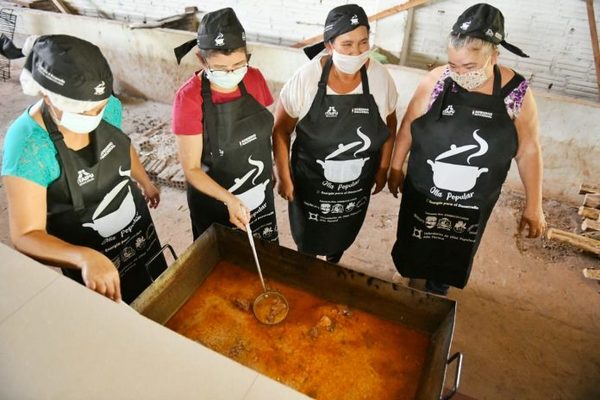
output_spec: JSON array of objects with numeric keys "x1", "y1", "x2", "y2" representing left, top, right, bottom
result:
[
  {"x1": 79, "y1": 248, "x2": 121, "y2": 302},
  {"x1": 225, "y1": 195, "x2": 251, "y2": 231},
  {"x1": 387, "y1": 168, "x2": 405, "y2": 198},
  {"x1": 276, "y1": 176, "x2": 295, "y2": 202}
]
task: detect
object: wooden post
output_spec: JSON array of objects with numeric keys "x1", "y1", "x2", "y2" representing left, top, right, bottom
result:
[
  {"x1": 50, "y1": 0, "x2": 71, "y2": 14},
  {"x1": 586, "y1": 0, "x2": 600, "y2": 99},
  {"x1": 290, "y1": 0, "x2": 430, "y2": 49}
]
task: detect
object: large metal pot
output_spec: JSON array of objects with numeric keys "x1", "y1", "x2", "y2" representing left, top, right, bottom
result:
[{"x1": 133, "y1": 225, "x2": 462, "y2": 400}]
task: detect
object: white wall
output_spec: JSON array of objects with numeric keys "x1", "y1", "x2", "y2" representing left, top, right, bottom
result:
[
  {"x1": 54, "y1": 0, "x2": 600, "y2": 101},
  {"x1": 8, "y1": 9, "x2": 600, "y2": 203}
]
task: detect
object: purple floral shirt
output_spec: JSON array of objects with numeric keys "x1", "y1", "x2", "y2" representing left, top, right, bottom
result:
[{"x1": 427, "y1": 66, "x2": 528, "y2": 119}]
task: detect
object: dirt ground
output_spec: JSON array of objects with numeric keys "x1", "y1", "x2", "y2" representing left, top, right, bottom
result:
[{"x1": 1, "y1": 61, "x2": 599, "y2": 400}]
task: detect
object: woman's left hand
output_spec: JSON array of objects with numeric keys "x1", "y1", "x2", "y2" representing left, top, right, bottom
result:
[
  {"x1": 518, "y1": 207, "x2": 546, "y2": 238},
  {"x1": 372, "y1": 167, "x2": 388, "y2": 195},
  {"x1": 140, "y1": 181, "x2": 160, "y2": 208}
]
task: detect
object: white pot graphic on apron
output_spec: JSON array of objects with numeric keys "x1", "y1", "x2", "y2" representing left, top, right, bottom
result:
[
  {"x1": 82, "y1": 168, "x2": 137, "y2": 238},
  {"x1": 228, "y1": 156, "x2": 269, "y2": 211},
  {"x1": 427, "y1": 130, "x2": 489, "y2": 192},
  {"x1": 316, "y1": 127, "x2": 371, "y2": 183}
]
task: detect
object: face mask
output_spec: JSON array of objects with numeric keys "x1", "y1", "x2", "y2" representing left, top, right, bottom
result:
[
  {"x1": 331, "y1": 49, "x2": 370, "y2": 75},
  {"x1": 53, "y1": 107, "x2": 105, "y2": 134},
  {"x1": 449, "y1": 58, "x2": 491, "y2": 91},
  {"x1": 205, "y1": 65, "x2": 248, "y2": 90}
]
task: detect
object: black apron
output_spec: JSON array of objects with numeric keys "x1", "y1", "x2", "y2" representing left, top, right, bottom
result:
[
  {"x1": 289, "y1": 58, "x2": 389, "y2": 255},
  {"x1": 392, "y1": 66, "x2": 524, "y2": 288},
  {"x1": 186, "y1": 74, "x2": 278, "y2": 241},
  {"x1": 42, "y1": 105, "x2": 167, "y2": 304}
]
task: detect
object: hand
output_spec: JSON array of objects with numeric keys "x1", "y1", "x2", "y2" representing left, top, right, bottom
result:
[
  {"x1": 387, "y1": 168, "x2": 405, "y2": 198},
  {"x1": 226, "y1": 195, "x2": 251, "y2": 231},
  {"x1": 372, "y1": 167, "x2": 388, "y2": 195},
  {"x1": 79, "y1": 248, "x2": 121, "y2": 302},
  {"x1": 518, "y1": 206, "x2": 546, "y2": 238},
  {"x1": 276, "y1": 176, "x2": 295, "y2": 202},
  {"x1": 140, "y1": 181, "x2": 160, "y2": 208}
]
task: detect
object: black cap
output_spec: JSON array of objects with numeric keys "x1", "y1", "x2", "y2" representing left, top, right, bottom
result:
[
  {"x1": 24, "y1": 35, "x2": 112, "y2": 101},
  {"x1": 174, "y1": 7, "x2": 246, "y2": 64},
  {"x1": 304, "y1": 4, "x2": 370, "y2": 59},
  {"x1": 451, "y1": 3, "x2": 528, "y2": 58}
]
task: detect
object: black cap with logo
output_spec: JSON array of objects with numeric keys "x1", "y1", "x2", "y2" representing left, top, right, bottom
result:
[
  {"x1": 174, "y1": 7, "x2": 246, "y2": 64},
  {"x1": 25, "y1": 35, "x2": 112, "y2": 101},
  {"x1": 303, "y1": 4, "x2": 370, "y2": 59},
  {"x1": 451, "y1": 3, "x2": 529, "y2": 58}
]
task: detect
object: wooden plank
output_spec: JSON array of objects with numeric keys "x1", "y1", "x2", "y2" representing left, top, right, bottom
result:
[
  {"x1": 586, "y1": 0, "x2": 600, "y2": 98},
  {"x1": 546, "y1": 228, "x2": 600, "y2": 255},
  {"x1": 583, "y1": 194, "x2": 600, "y2": 209},
  {"x1": 578, "y1": 206, "x2": 600, "y2": 220},
  {"x1": 50, "y1": 0, "x2": 70, "y2": 13},
  {"x1": 290, "y1": 0, "x2": 430, "y2": 49},
  {"x1": 582, "y1": 268, "x2": 600, "y2": 280},
  {"x1": 582, "y1": 218, "x2": 600, "y2": 232},
  {"x1": 579, "y1": 183, "x2": 600, "y2": 195}
]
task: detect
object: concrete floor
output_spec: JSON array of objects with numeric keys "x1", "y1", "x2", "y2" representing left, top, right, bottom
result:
[{"x1": 1, "y1": 63, "x2": 599, "y2": 399}]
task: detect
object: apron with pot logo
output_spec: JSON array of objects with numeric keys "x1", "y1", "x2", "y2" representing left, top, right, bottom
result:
[
  {"x1": 186, "y1": 74, "x2": 278, "y2": 241},
  {"x1": 392, "y1": 66, "x2": 524, "y2": 288},
  {"x1": 289, "y1": 57, "x2": 389, "y2": 255},
  {"x1": 42, "y1": 105, "x2": 167, "y2": 304}
]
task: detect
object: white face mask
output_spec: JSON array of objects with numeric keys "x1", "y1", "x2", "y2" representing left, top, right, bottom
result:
[
  {"x1": 449, "y1": 58, "x2": 491, "y2": 91},
  {"x1": 331, "y1": 49, "x2": 370, "y2": 75},
  {"x1": 53, "y1": 107, "x2": 105, "y2": 134},
  {"x1": 205, "y1": 65, "x2": 248, "y2": 90}
]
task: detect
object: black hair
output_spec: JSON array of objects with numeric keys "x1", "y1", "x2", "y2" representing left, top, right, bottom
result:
[{"x1": 198, "y1": 46, "x2": 248, "y2": 59}]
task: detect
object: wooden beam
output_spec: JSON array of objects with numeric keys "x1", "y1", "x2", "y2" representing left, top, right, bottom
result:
[
  {"x1": 546, "y1": 228, "x2": 600, "y2": 255},
  {"x1": 579, "y1": 183, "x2": 600, "y2": 195},
  {"x1": 290, "y1": 0, "x2": 430, "y2": 49},
  {"x1": 583, "y1": 194, "x2": 600, "y2": 209},
  {"x1": 582, "y1": 218, "x2": 600, "y2": 232},
  {"x1": 578, "y1": 206, "x2": 600, "y2": 220},
  {"x1": 50, "y1": 0, "x2": 71, "y2": 14},
  {"x1": 586, "y1": 0, "x2": 600, "y2": 99}
]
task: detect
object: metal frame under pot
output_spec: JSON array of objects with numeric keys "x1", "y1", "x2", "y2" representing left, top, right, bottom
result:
[{"x1": 132, "y1": 224, "x2": 463, "y2": 400}]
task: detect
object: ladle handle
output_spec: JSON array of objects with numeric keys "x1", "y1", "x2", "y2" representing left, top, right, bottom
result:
[{"x1": 246, "y1": 224, "x2": 267, "y2": 292}]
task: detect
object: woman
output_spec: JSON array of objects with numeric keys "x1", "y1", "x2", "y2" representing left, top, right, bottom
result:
[
  {"x1": 388, "y1": 3, "x2": 546, "y2": 295},
  {"x1": 273, "y1": 4, "x2": 398, "y2": 263},
  {"x1": 172, "y1": 7, "x2": 278, "y2": 241},
  {"x1": 1, "y1": 35, "x2": 167, "y2": 303}
]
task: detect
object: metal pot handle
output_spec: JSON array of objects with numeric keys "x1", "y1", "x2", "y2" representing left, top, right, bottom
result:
[
  {"x1": 440, "y1": 352, "x2": 463, "y2": 400},
  {"x1": 144, "y1": 244, "x2": 178, "y2": 282}
]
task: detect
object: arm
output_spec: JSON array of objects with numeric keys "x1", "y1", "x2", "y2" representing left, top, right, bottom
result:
[
  {"x1": 175, "y1": 134, "x2": 250, "y2": 230},
  {"x1": 514, "y1": 88, "x2": 546, "y2": 238},
  {"x1": 372, "y1": 111, "x2": 397, "y2": 194},
  {"x1": 388, "y1": 69, "x2": 440, "y2": 197},
  {"x1": 4, "y1": 176, "x2": 121, "y2": 301},
  {"x1": 272, "y1": 99, "x2": 299, "y2": 201},
  {"x1": 130, "y1": 145, "x2": 160, "y2": 208}
]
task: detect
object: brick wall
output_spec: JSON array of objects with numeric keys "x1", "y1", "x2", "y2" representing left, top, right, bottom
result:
[{"x1": 56, "y1": 0, "x2": 600, "y2": 100}]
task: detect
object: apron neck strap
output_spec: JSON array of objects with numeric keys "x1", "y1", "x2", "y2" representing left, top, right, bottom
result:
[
  {"x1": 318, "y1": 57, "x2": 370, "y2": 97},
  {"x1": 492, "y1": 64, "x2": 501, "y2": 96},
  {"x1": 41, "y1": 103, "x2": 86, "y2": 212},
  {"x1": 200, "y1": 73, "x2": 221, "y2": 158}
]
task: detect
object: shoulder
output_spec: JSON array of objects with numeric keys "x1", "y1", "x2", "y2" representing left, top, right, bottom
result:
[
  {"x1": 244, "y1": 67, "x2": 273, "y2": 107},
  {"x1": 102, "y1": 95, "x2": 122, "y2": 129},
  {"x1": 1, "y1": 110, "x2": 58, "y2": 187},
  {"x1": 174, "y1": 73, "x2": 202, "y2": 104},
  {"x1": 284, "y1": 56, "x2": 322, "y2": 89}
]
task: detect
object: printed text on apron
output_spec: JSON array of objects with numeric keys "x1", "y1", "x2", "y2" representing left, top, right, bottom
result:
[
  {"x1": 42, "y1": 105, "x2": 167, "y2": 303},
  {"x1": 289, "y1": 57, "x2": 389, "y2": 256},
  {"x1": 392, "y1": 66, "x2": 524, "y2": 288}
]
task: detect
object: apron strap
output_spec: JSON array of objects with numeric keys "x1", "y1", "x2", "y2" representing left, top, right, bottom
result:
[
  {"x1": 492, "y1": 64, "x2": 502, "y2": 96},
  {"x1": 317, "y1": 57, "x2": 371, "y2": 100},
  {"x1": 433, "y1": 78, "x2": 453, "y2": 121},
  {"x1": 200, "y1": 72, "x2": 221, "y2": 158},
  {"x1": 41, "y1": 103, "x2": 86, "y2": 212}
]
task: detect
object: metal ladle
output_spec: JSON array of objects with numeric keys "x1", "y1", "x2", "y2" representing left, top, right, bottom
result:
[{"x1": 245, "y1": 224, "x2": 289, "y2": 325}]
